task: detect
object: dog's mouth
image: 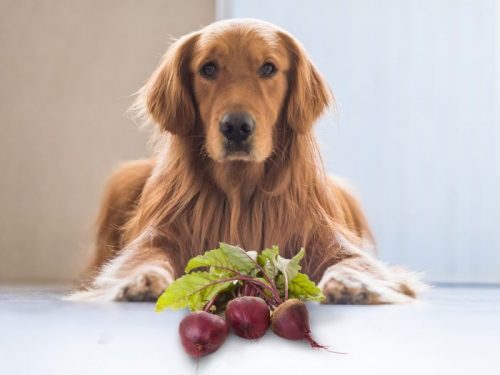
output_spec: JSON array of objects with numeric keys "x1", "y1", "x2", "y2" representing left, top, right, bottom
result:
[{"x1": 223, "y1": 140, "x2": 253, "y2": 161}]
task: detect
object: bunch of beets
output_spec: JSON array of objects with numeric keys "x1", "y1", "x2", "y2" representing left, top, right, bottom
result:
[
  {"x1": 155, "y1": 243, "x2": 343, "y2": 360},
  {"x1": 180, "y1": 296, "x2": 324, "y2": 358}
]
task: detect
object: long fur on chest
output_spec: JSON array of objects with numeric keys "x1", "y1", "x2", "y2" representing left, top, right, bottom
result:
[{"x1": 122, "y1": 128, "x2": 358, "y2": 281}]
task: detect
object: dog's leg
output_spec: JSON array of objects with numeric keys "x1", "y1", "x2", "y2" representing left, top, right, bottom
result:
[
  {"x1": 67, "y1": 239, "x2": 174, "y2": 302},
  {"x1": 84, "y1": 159, "x2": 154, "y2": 281},
  {"x1": 319, "y1": 251, "x2": 426, "y2": 304}
]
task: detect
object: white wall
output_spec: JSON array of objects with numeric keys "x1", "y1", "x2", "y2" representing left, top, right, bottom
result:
[{"x1": 220, "y1": 0, "x2": 500, "y2": 283}]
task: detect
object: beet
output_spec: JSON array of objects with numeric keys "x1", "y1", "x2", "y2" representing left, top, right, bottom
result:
[
  {"x1": 225, "y1": 296, "x2": 270, "y2": 339},
  {"x1": 271, "y1": 299, "x2": 330, "y2": 350},
  {"x1": 178, "y1": 311, "x2": 229, "y2": 358}
]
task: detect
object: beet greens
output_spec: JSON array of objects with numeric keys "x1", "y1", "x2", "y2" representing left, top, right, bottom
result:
[{"x1": 155, "y1": 243, "x2": 323, "y2": 313}]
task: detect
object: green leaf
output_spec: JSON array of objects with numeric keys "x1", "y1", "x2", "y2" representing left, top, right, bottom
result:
[
  {"x1": 257, "y1": 246, "x2": 279, "y2": 265},
  {"x1": 275, "y1": 274, "x2": 286, "y2": 296},
  {"x1": 155, "y1": 271, "x2": 235, "y2": 312},
  {"x1": 253, "y1": 276, "x2": 272, "y2": 288},
  {"x1": 184, "y1": 248, "x2": 232, "y2": 275},
  {"x1": 274, "y1": 248, "x2": 305, "y2": 286},
  {"x1": 257, "y1": 246, "x2": 280, "y2": 278},
  {"x1": 219, "y1": 243, "x2": 256, "y2": 273},
  {"x1": 184, "y1": 243, "x2": 256, "y2": 275},
  {"x1": 288, "y1": 273, "x2": 325, "y2": 301}
]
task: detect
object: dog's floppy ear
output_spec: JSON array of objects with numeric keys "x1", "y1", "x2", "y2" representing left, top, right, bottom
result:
[
  {"x1": 138, "y1": 32, "x2": 199, "y2": 135},
  {"x1": 279, "y1": 32, "x2": 333, "y2": 133}
]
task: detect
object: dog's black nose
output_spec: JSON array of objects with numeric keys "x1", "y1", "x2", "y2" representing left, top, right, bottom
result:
[{"x1": 219, "y1": 112, "x2": 255, "y2": 142}]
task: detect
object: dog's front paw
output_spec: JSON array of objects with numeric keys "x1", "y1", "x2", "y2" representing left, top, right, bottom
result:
[
  {"x1": 319, "y1": 263, "x2": 420, "y2": 305},
  {"x1": 120, "y1": 267, "x2": 170, "y2": 302},
  {"x1": 321, "y1": 276, "x2": 373, "y2": 304},
  {"x1": 66, "y1": 263, "x2": 173, "y2": 302}
]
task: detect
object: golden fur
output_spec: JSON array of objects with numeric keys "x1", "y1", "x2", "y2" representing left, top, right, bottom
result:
[{"x1": 72, "y1": 19, "x2": 423, "y2": 303}]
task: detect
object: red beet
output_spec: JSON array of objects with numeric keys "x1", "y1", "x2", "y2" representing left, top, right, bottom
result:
[
  {"x1": 271, "y1": 299, "x2": 330, "y2": 350},
  {"x1": 225, "y1": 296, "x2": 271, "y2": 339},
  {"x1": 178, "y1": 311, "x2": 229, "y2": 358}
]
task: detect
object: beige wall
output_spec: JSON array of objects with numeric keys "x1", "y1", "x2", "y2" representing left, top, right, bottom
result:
[{"x1": 0, "y1": 0, "x2": 214, "y2": 283}]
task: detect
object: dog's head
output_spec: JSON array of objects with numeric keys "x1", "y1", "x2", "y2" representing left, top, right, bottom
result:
[{"x1": 140, "y1": 19, "x2": 332, "y2": 163}]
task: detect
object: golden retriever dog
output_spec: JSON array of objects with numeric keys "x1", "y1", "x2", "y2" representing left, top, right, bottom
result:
[{"x1": 70, "y1": 19, "x2": 423, "y2": 303}]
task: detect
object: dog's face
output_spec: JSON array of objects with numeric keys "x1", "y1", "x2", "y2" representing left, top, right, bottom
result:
[
  {"x1": 141, "y1": 19, "x2": 331, "y2": 163},
  {"x1": 191, "y1": 24, "x2": 290, "y2": 162}
]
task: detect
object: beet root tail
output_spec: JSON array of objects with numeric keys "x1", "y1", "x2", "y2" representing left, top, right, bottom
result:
[{"x1": 304, "y1": 333, "x2": 347, "y2": 354}]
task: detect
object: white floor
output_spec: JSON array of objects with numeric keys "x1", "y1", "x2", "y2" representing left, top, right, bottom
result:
[{"x1": 0, "y1": 285, "x2": 499, "y2": 375}]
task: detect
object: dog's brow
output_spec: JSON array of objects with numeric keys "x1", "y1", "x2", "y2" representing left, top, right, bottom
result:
[{"x1": 193, "y1": 39, "x2": 231, "y2": 60}]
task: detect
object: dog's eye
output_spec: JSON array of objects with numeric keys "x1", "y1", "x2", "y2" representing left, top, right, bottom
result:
[
  {"x1": 259, "y1": 62, "x2": 276, "y2": 78},
  {"x1": 200, "y1": 62, "x2": 217, "y2": 79}
]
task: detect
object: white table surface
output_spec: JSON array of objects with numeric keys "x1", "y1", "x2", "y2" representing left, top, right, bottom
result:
[{"x1": 0, "y1": 285, "x2": 499, "y2": 375}]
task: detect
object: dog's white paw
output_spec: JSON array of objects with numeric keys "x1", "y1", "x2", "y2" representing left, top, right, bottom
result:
[
  {"x1": 319, "y1": 262, "x2": 426, "y2": 305},
  {"x1": 120, "y1": 267, "x2": 170, "y2": 301},
  {"x1": 66, "y1": 264, "x2": 173, "y2": 302}
]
